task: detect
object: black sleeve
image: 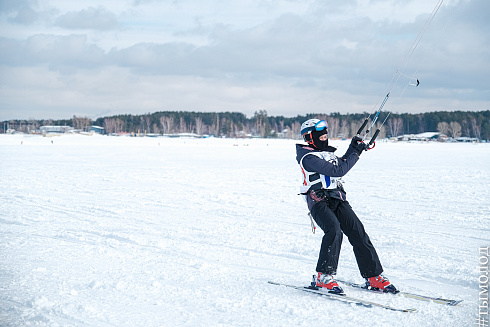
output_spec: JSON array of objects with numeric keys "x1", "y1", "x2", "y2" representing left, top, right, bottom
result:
[
  {"x1": 302, "y1": 152, "x2": 360, "y2": 177},
  {"x1": 341, "y1": 144, "x2": 357, "y2": 160}
]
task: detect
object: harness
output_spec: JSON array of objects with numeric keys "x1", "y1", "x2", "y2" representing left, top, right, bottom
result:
[
  {"x1": 299, "y1": 150, "x2": 347, "y2": 234},
  {"x1": 299, "y1": 151, "x2": 344, "y2": 198}
]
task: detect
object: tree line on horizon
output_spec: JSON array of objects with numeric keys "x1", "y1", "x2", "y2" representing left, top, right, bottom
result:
[{"x1": 3, "y1": 110, "x2": 489, "y2": 140}]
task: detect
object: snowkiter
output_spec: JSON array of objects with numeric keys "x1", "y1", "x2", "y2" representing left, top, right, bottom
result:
[{"x1": 296, "y1": 118, "x2": 397, "y2": 294}]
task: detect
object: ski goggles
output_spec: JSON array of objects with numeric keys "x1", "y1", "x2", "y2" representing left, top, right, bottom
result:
[
  {"x1": 314, "y1": 120, "x2": 328, "y2": 132},
  {"x1": 301, "y1": 119, "x2": 328, "y2": 136}
]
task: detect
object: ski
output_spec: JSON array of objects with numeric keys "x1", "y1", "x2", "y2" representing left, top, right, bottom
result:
[
  {"x1": 268, "y1": 281, "x2": 416, "y2": 312},
  {"x1": 336, "y1": 279, "x2": 463, "y2": 306}
]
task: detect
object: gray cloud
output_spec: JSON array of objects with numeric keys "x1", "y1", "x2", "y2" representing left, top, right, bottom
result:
[
  {"x1": 2, "y1": 1, "x2": 488, "y2": 96},
  {"x1": 0, "y1": 0, "x2": 488, "y2": 120},
  {"x1": 55, "y1": 6, "x2": 119, "y2": 30},
  {"x1": 0, "y1": 0, "x2": 36, "y2": 13},
  {"x1": 0, "y1": 0, "x2": 39, "y2": 24},
  {"x1": 0, "y1": 34, "x2": 106, "y2": 70},
  {"x1": 10, "y1": 6, "x2": 39, "y2": 24}
]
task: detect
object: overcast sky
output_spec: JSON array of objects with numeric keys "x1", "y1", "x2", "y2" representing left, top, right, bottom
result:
[{"x1": 0, "y1": 0, "x2": 488, "y2": 120}]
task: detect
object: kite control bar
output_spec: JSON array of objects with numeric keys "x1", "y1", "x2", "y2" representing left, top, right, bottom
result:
[{"x1": 356, "y1": 92, "x2": 390, "y2": 150}]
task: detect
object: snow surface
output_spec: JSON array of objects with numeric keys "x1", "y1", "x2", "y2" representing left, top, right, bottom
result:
[{"x1": 0, "y1": 134, "x2": 488, "y2": 327}]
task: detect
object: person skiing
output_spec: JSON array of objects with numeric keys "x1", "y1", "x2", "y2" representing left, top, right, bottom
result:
[{"x1": 296, "y1": 118, "x2": 397, "y2": 294}]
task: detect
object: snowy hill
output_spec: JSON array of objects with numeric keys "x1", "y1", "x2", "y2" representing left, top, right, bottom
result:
[{"x1": 0, "y1": 135, "x2": 488, "y2": 326}]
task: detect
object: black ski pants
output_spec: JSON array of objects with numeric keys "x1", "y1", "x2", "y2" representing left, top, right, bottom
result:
[{"x1": 309, "y1": 196, "x2": 383, "y2": 278}]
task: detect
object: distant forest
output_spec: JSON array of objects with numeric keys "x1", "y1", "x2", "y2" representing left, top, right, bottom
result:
[{"x1": 3, "y1": 110, "x2": 490, "y2": 140}]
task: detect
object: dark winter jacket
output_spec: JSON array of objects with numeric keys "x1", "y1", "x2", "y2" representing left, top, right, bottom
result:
[{"x1": 295, "y1": 143, "x2": 360, "y2": 204}]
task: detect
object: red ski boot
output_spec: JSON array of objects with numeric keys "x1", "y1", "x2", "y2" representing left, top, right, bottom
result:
[
  {"x1": 365, "y1": 275, "x2": 398, "y2": 293},
  {"x1": 316, "y1": 273, "x2": 344, "y2": 294}
]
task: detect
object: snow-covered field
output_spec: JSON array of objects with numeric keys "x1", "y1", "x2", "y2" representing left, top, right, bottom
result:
[{"x1": 0, "y1": 134, "x2": 488, "y2": 327}]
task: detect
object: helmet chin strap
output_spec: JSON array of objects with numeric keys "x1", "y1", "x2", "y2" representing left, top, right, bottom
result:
[{"x1": 306, "y1": 132, "x2": 315, "y2": 147}]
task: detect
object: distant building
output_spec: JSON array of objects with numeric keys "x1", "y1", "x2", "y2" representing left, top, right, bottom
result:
[
  {"x1": 164, "y1": 133, "x2": 203, "y2": 138},
  {"x1": 455, "y1": 137, "x2": 479, "y2": 143},
  {"x1": 90, "y1": 126, "x2": 105, "y2": 134},
  {"x1": 40, "y1": 126, "x2": 74, "y2": 135},
  {"x1": 397, "y1": 132, "x2": 441, "y2": 142}
]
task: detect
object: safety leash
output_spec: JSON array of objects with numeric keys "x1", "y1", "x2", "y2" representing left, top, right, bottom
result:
[{"x1": 308, "y1": 212, "x2": 316, "y2": 234}]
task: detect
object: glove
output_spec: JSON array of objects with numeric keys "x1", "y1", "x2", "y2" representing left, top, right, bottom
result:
[
  {"x1": 350, "y1": 136, "x2": 363, "y2": 148},
  {"x1": 354, "y1": 142, "x2": 367, "y2": 155}
]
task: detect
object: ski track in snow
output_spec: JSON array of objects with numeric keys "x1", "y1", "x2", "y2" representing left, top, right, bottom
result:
[{"x1": 0, "y1": 134, "x2": 488, "y2": 327}]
